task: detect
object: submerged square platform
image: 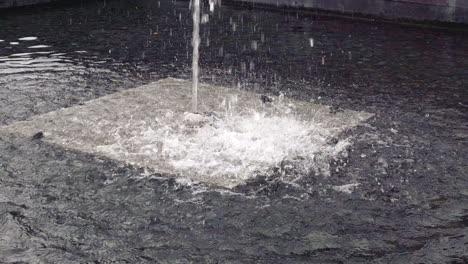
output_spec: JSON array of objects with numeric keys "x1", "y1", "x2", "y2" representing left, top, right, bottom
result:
[{"x1": 1, "y1": 78, "x2": 373, "y2": 188}]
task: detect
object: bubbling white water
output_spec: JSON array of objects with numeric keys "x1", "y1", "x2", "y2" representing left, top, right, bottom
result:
[
  {"x1": 96, "y1": 106, "x2": 350, "y2": 184},
  {"x1": 165, "y1": 111, "x2": 344, "y2": 179}
]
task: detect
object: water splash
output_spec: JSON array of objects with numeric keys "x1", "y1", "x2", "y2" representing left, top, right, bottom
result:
[
  {"x1": 92, "y1": 102, "x2": 353, "y2": 187},
  {"x1": 1, "y1": 78, "x2": 373, "y2": 188}
]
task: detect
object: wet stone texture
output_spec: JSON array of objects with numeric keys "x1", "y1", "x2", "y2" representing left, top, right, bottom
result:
[
  {"x1": 0, "y1": 0, "x2": 468, "y2": 263},
  {"x1": 0, "y1": 78, "x2": 373, "y2": 188}
]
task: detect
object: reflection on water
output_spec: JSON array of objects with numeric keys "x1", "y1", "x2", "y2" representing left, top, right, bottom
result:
[
  {"x1": 0, "y1": 52, "x2": 79, "y2": 74},
  {"x1": 27, "y1": 44, "x2": 51, "y2": 49},
  {"x1": 0, "y1": 1, "x2": 467, "y2": 263},
  {"x1": 18, "y1": 36, "x2": 38, "y2": 41},
  {"x1": 0, "y1": 40, "x2": 140, "y2": 125},
  {"x1": 0, "y1": 0, "x2": 466, "y2": 115}
]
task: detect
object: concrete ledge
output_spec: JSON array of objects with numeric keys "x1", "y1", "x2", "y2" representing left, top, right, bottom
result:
[
  {"x1": 230, "y1": 0, "x2": 468, "y2": 24},
  {"x1": 0, "y1": 0, "x2": 57, "y2": 8},
  {"x1": 2, "y1": 0, "x2": 466, "y2": 24}
]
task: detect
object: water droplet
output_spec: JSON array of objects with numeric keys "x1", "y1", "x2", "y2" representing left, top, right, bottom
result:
[
  {"x1": 209, "y1": 0, "x2": 215, "y2": 12},
  {"x1": 240, "y1": 62, "x2": 246, "y2": 72},
  {"x1": 201, "y1": 14, "x2": 209, "y2": 24},
  {"x1": 249, "y1": 61, "x2": 255, "y2": 71},
  {"x1": 251, "y1": 40, "x2": 258, "y2": 51}
]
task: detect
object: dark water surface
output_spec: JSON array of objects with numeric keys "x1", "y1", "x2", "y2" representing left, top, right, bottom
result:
[{"x1": 1, "y1": 1, "x2": 467, "y2": 263}]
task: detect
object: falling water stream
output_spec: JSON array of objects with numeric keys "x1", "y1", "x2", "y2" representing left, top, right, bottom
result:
[
  {"x1": 144, "y1": 0, "x2": 369, "y2": 186},
  {"x1": 191, "y1": 0, "x2": 200, "y2": 113}
]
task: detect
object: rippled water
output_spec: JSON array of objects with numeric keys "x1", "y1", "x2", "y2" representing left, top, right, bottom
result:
[{"x1": 0, "y1": 1, "x2": 467, "y2": 263}]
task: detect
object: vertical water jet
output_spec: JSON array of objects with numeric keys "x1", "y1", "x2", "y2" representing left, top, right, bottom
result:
[{"x1": 191, "y1": 0, "x2": 201, "y2": 113}]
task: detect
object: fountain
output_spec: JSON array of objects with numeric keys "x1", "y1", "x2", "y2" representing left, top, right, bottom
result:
[
  {"x1": 0, "y1": 1, "x2": 373, "y2": 189},
  {"x1": 0, "y1": 78, "x2": 373, "y2": 188}
]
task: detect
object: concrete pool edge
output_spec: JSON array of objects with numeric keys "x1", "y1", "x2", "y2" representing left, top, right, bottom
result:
[
  {"x1": 0, "y1": 0, "x2": 89, "y2": 9},
  {"x1": 2, "y1": 0, "x2": 467, "y2": 25},
  {"x1": 0, "y1": 0, "x2": 57, "y2": 8},
  {"x1": 224, "y1": 0, "x2": 468, "y2": 25}
]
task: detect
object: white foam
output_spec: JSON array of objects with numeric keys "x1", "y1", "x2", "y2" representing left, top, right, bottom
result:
[
  {"x1": 332, "y1": 183, "x2": 360, "y2": 194},
  {"x1": 0, "y1": 40, "x2": 4, "y2": 43},
  {"x1": 19, "y1": 37, "x2": 38, "y2": 41},
  {"x1": 96, "y1": 110, "x2": 347, "y2": 183},
  {"x1": 9, "y1": 42, "x2": 19, "y2": 45}
]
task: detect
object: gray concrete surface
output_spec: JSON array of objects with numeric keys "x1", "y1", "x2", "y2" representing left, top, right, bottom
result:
[
  {"x1": 0, "y1": 0, "x2": 56, "y2": 8},
  {"x1": 1, "y1": 0, "x2": 467, "y2": 24},
  {"x1": 230, "y1": 0, "x2": 468, "y2": 24}
]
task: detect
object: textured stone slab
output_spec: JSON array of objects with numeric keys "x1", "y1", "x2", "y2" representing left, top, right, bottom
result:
[{"x1": 0, "y1": 78, "x2": 373, "y2": 188}]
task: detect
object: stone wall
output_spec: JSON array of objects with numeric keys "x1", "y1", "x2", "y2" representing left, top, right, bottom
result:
[{"x1": 230, "y1": 0, "x2": 468, "y2": 24}]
